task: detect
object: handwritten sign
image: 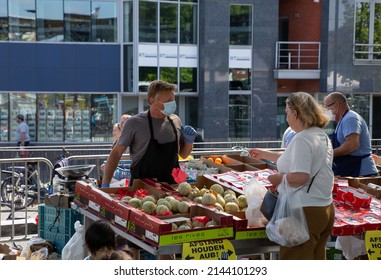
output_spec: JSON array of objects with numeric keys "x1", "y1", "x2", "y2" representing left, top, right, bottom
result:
[
  {"x1": 182, "y1": 239, "x2": 236, "y2": 260},
  {"x1": 365, "y1": 230, "x2": 381, "y2": 260}
]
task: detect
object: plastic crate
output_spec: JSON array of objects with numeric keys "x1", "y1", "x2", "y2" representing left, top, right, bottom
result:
[
  {"x1": 104, "y1": 160, "x2": 131, "y2": 180},
  {"x1": 38, "y1": 204, "x2": 83, "y2": 254}
]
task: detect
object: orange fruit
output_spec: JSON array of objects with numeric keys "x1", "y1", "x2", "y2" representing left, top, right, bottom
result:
[
  {"x1": 208, "y1": 157, "x2": 214, "y2": 161},
  {"x1": 215, "y1": 158, "x2": 222, "y2": 164}
]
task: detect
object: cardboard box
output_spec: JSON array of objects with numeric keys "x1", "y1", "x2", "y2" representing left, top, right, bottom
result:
[
  {"x1": 226, "y1": 164, "x2": 260, "y2": 172},
  {"x1": 226, "y1": 154, "x2": 266, "y2": 165},
  {"x1": 200, "y1": 157, "x2": 233, "y2": 173},
  {"x1": 337, "y1": 176, "x2": 381, "y2": 198},
  {"x1": 44, "y1": 194, "x2": 73, "y2": 208},
  {"x1": 231, "y1": 211, "x2": 268, "y2": 240},
  {"x1": 127, "y1": 204, "x2": 234, "y2": 246},
  {"x1": 0, "y1": 244, "x2": 18, "y2": 260},
  {"x1": 74, "y1": 181, "x2": 131, "y2": 230}
]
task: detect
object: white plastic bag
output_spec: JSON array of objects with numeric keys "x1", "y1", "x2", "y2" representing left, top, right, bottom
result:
[
  {"x1": 244, "y1": 177, "x2": 268, "y2": 227},
  {"x1": 61, "y1": 221, "x2": 85, "y2": 260},
  {"x1": 265, "y1": 176, "x2": 309, "y2": 247}
]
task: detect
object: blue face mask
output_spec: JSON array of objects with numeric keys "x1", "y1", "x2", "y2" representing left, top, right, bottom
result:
[{"x1": 160, "y1": 100, "x2": 176, "y2": 116}]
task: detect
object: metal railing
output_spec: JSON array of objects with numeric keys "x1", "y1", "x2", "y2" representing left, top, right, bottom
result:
[
  {"x1": 275, "y1": 41, "x2": 321, "y2": 70},
  {"x1": 354, "y1": 43, "x2": 381, "y2": 61},
  {"x1": 0, "y1": 157, "x2": 54, "y2": 241}
]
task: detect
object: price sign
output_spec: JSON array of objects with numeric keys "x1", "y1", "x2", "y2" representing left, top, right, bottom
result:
[
  {"x1": 182, "y1": 239, "x2": 236, "y2": 260},
  {"x1": 365, "y1": 230, "x2": 381, "y2": 260}
]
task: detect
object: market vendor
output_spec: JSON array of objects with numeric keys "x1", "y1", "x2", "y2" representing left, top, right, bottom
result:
[
  {"x1": 323, "y1": 92, "x2": 377, "y2": 177},
  {"x1": 102, "y1": 80, "x2": 197, "y2": 187}
]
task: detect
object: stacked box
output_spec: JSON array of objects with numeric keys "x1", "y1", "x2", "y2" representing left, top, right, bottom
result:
[{"x1": 38, "y1": 204, "x2": 83, "y2": 255}]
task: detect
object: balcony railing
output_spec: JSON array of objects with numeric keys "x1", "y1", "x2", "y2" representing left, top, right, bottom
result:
[
  {"x1": 354, "y1": 43, "x2": 381, "y2": 63},
  {"x1": 275, "y1": 41, "x2": 321, "y2": 70}
]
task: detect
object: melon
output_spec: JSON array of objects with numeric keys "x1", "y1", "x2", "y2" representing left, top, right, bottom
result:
[
  {"x1": 224, "y1": 202, "x2": 239, "y2": 213},
  {"x1": 178, "y1": 201, "x2": 191, "y2": 213},
  {"x1": 216, "y1": 194, "x2": 226, "y2": 207},
  {"x1": 237, "y1": 195, "x2": 247, "y2": 209},
  {"x1": 224, "y1": 189, "x2": 236, "y2": 197},
  {"x1": 157, "y1": 198, "x2": 172, "y2": 210},
  {"x1": 178, "y1": 224, "x2": 191, "y2": 230},
  {"x1": 142, "y1": 195, "x2": 156, "y2": 204},
  {"x1": 206, "y1": 220, "x2": 218, "y2": 227},
  {"x1": 172, "y1": 223, "x2": 178, "y2": 231},
  {"x1": 210, "y1": 184, "x2": 224, "y2": 195},
  {"x1": 169, "y1": 199, "x2": 180, "y2": 213},
  {"x1": 202, "y1": 192, "x2": 217, "y2": 206},
  {"x1": 128, "y1": 197, "x2": 142, "y2": 209},
  {"x1": 214, "y1": 203, "x2": 224, "y2": 211},
  {"x1": 141, "y1": 201, "x2": 156, "y2": 214},
  {"x1": 155, "y1": 204, "x2": 170, "y2": 214},
  {"x1": 121, "y1": 195, "x2": 133, "y2": 204},
  {"x1": 224, "y1": 194, "x2": 238, "y2": 204},
  {"x1": 193, "y1": 196, "x2": 203, "y2": 204},
  {"x1": 177, "y1": 182, "x2": 192, "y2": 196}
]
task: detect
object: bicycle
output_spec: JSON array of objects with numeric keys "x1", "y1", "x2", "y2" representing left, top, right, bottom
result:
[{"x1": 0, "y1": 162, "x2": 48, "y2": 211}]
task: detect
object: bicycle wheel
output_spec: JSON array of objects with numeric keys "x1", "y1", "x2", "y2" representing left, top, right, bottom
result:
[{"x1": 1, "y1": 176, "x2": 36, "y2": 210}]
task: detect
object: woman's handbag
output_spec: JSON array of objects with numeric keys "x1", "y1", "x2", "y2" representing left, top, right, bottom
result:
[
  {"x1": 260, "y1": 188, "x2": 279, "y2": 221},
  {"x1": 265, "y1": 176, "x2": 310, "y2": 247}
]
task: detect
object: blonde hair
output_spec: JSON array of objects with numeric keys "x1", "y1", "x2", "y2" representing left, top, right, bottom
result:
[
  {"x1": 286, "y1": 92, "x2": 330, "y2": 128},
  {"x1": 147, "y1": 80, "x2": 176, "y2": 100}
]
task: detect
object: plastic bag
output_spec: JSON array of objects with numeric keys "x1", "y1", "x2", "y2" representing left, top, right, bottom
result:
[
  {"x1": 244, "y1": 177, "x2": 268, "y2": 227},
  {"x1": 265, "y1": 176, "x2": 309, "y2": 247},
  {"x1": 20, "y1": 236, "x2": 53, "y2": 259},
  {"x1": 61, "y1": 221, "x2": 85, "y2": 260}
]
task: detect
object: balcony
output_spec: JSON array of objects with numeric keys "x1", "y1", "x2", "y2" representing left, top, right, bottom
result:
[
  {"x1": 354, "y1": 43, "x2": 381, "y2": 65},
  {"x1": 274, "y1": 41, "x2": 321, "y2": 79}
]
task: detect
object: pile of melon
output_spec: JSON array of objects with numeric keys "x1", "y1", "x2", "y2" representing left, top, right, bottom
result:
[
  {"x1": 177, "y1": 182, "x2": 247, "y2": 214},
  {"x1": 171, "y1": 216, "x2": 218, "y2": 231},
  {"x1": 120, "y1": 193, "x2": 191, "y2": 216}
]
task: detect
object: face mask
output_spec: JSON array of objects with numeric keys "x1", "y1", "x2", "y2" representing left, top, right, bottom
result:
[
  {"x1": 325, "y1": 110, "x2": 335, "y2": 121},
  {"x1": 160, "y1": 100, "x2": 176, "y2": 116}
]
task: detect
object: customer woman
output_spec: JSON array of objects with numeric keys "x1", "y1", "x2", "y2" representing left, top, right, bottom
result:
[{"x1": 250, "y1": 92, "x2": 335, "y2": 260}]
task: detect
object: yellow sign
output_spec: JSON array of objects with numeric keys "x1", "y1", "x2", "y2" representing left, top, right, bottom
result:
[
  {"x1": 365, "y1": 230, "x2": 381, "y2": 260},
  {"x1": 182, "y1": 239, "x2": 236, "y2": 260}
]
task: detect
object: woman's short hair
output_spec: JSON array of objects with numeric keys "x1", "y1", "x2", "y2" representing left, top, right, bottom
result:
[{"x1": 286, "y1": 92, "x2": 330, "y2": 129}]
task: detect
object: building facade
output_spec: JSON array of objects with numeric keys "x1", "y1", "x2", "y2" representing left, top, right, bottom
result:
[{"x1": 0, "y1": 0, "x2": 380, "y2": 145}]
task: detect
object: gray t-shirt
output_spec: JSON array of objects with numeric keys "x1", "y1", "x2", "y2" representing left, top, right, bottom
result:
[
  {"x1": 14, "y1": 122, "x2": 30, "y2": 142},
  {"x1": 118, "y1": 111, "x2": 182, "y2": 168}
]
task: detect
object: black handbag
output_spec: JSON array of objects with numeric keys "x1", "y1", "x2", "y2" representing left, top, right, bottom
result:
[
  {"x1": 260, "y1": 174, "x2": 318, "y2": 221},
  {"x1": 260, "y1": 188, "x2": 279, "y2": 221}
]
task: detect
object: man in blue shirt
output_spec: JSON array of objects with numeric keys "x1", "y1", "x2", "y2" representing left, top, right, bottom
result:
[{"x1": 324, "y1": 92, "x2": 377, "y2": 177}]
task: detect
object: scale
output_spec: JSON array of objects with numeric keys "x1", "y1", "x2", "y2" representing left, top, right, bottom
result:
[{"x1": 55, "y1": 164, "x2": 97, "y2": 193}]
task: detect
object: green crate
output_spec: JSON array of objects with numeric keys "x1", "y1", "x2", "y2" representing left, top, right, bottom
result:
[{"x1": 38, "y1": 204, "x2": 83, "y2": 254}]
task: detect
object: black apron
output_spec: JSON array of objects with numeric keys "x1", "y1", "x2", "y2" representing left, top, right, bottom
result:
[
  {"x1": 129, "y1": 111, "x2": 179, "y2": 186},
  {"x1": 330, "y1": 111, "x2": 369, "y2": 177}
]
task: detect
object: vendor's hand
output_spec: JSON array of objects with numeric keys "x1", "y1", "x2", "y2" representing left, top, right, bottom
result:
[
  {"x1": 181, "y1": 125, "x2": 197, "y2": 144},
  {"x1": 249, "y1": 148, "x2": 264, "y2": 159}
]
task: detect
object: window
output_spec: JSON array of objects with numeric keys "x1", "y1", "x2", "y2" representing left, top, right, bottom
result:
[
  {"x1": 9, "y1": 0, "x2": 36, "y2": 41},
  {"x1": 91, "y1": 1, "x2": 117, "y2": 42},
  {"x1": 64, "y1": 1, "x2": 91, "y2": 42},
  {"x1": 180, "y1": 67, "x2": 197, "y2": 92},
  {"x1": 229, "y1": 95, "x2": 251, "y2": 140},
  {"x1": 0, "y1": 0, "x2": 8, "y2": 40},
  {"x1": 180, "y1": 3, "x2": 197, "y2": 44},
  {"x1": 229, "y1": 68, "x2": 251, "y2": 90},
  {"x1": 230, "y1": 5, "x2": 252, "y2": 46},
  {"x1": 36, "y1": 0, "x2": 64, "y2": 42},
  {"x1": 354, "y1": 0, "x2": 381, "y2": 60},
  {"x1": 160, "y1": 3, "x2": 177, "y2": 43},
  {"x1": 139, "y1": 1, "x2": 158, "y2": 43},
  {"x1": 123, "y1": 0, "x2": 133, "y2": 42},
  {"x1": 139, "y1": 67, "x2": 158, "y2": 92}
]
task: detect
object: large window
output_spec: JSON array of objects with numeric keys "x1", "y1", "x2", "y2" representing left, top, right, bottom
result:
[
  {"x1": 230, "y1": 5, "x2": 252, "y2": 45},
  {"x1": 355, "y1": 0, "x2": 381, "y2": 60},
  {"x1": 0, "y1": 92, "x2": 117, "y2": 142},
  {"x1": 123, "y1": 0, "x2": 133, "y2": 42},
  {"x1": 1, "y1": 0, "x2": 117, "y2": 42},
  {"x1": 139, "y1": 0, "x2": 197, "y2": 44}
]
